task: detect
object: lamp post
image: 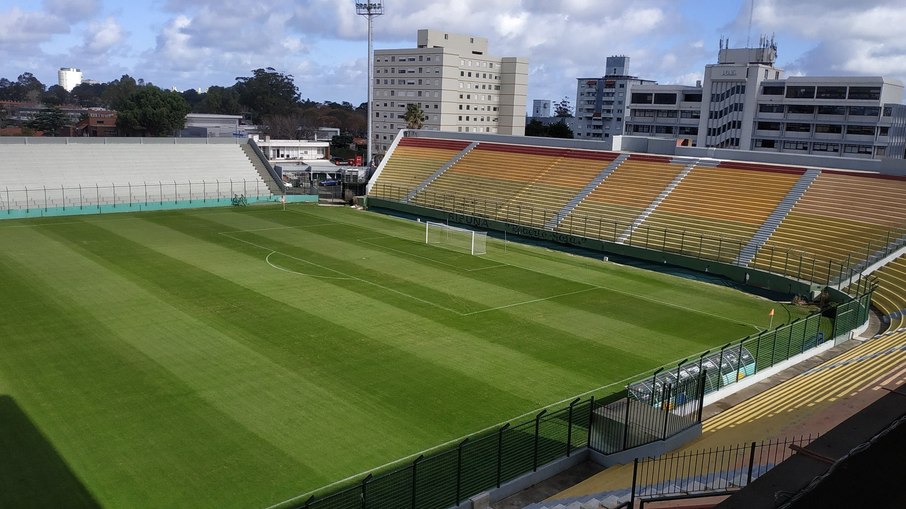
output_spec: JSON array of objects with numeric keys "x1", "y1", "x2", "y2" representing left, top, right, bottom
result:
[{"x1": 356, "y1": 1, "x2": 384, "y2": 168}]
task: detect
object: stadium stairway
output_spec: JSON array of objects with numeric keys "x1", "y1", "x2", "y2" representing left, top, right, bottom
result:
[
  {"x1": 543, "y1": 153, "x2": 628, "y2": 230},
  {"x1": 614, "y1": 157, "x2": 712, "y2": 244},
  {"x1": 240, "y1": 143, "x2": 284, "y2": 195},
  {"x1": 403, "y1": 141, "x2": 478, "y2": 202},
  {"x1": 735, "y1": 168, "x2": 822, "y2": 266}
]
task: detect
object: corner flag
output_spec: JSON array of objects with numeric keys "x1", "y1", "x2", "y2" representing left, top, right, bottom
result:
[
  {"x1": 281, "y1": 194, "x2": 286, "y2": 211},
  {"x1": 769, "y1": 308, "x2": 775, "y2": 317}
]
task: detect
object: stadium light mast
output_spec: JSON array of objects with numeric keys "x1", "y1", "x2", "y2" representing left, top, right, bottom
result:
[{"x1": 356, "y1": 1, "x2": 383, "y2": 169}]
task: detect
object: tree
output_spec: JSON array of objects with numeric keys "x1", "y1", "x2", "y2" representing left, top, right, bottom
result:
[
  {"x1": 71, "y1": 82, "x2": 107, "y2": 107},
  {"x1": 234, "y1": 68, "x2": 300, "y2": 123},
  {"x1": 525, "y1": 119, "x2": 574, "y2": 139},
  {"x1": 101, "y1": 74, "x2": 138, "y2": 110},
  {"x1": 403, "y1": 103, "x2": 426, "y2": 129},
  {"x1": 195, "y1": 86, "x2": 241, "y2": 115},
  {"x1": 116, "y1": 86, "x2": 190, "y2": 136},
  {"x1": 43, "y1": 85, "x2": 70, "y2": 106},
  {"x1": 26, "y1": 106, "x2": 68, "y2": 135},
  {"x1": 548, "y1": 120, "x2": 574, "y2": 138},
  {"x1": 554, "y1": 96, "x2": 573, "y2": 117},
  {"x1": 261, "y1": 111, "x2": 306, "y2": 139}
]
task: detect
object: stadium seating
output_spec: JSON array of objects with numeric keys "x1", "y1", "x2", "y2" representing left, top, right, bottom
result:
[
  {"x1": 751, "y1": 172, "x2": 906, "y2": 274},
  {"x1": 560, "y1": 155, "x2": 687, "y2": 240},
  {"x1": 869, "y1": 255, "x2": 906, "y2": 331},
  {"x1": 371, "y1": 137, "x2": 471, "y2": 196},
  {"x1": 637, "y1": 164, "x2": 803, "y2": 262},
  {"x1": 0, "y1": 141, "x2": 271, "y2": 211}
]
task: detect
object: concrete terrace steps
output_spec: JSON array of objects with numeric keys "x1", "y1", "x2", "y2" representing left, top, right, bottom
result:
[
  {"x1": 735, "y1": 168, "x2": 822, "y2": 267},
  {"x1": 404, "y1": 141, "x2": 478, "y2": 202},
  {"x1": 542, "y1": 153, "x2": 629, "y2": 230},
  {"x1": 614, "y1": 157, "x2": 712, "y2": 244}
]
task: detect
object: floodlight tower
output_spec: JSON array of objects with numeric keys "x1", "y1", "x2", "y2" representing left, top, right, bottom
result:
[{"x1": 356, "y1": 1, "x2": 383, "y2": 168}]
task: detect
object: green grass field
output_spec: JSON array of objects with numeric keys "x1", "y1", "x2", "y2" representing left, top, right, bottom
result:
[{"x1": 0, "y1": 204, "x2": 812, "y2": 509}]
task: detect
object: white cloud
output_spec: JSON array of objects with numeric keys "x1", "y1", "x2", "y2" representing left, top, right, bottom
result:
[{"x1": 80, "y1": 17, "x2": 126, "y2": 55}]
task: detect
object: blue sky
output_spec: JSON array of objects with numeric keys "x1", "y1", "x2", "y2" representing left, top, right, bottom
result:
[{"x1": 2, "y1": 0, "x2": 905, "y2": 109}]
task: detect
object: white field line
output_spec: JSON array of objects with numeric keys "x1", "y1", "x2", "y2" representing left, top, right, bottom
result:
[
  {"x1": 220, "y1": 232, "x2": 463, "y2": 315},
  {"x1": 261, "y1": 372, "x2": 647, "y2": 509},
  {"x1": 218, "y1": 223, "x2": 337, "y2": 234},
  {"x1": 265, "y1": 251, "x2": 353, "y2": 280},
  {"x1": 462, "y1": 287, "x2": 601, "y2": 316}
]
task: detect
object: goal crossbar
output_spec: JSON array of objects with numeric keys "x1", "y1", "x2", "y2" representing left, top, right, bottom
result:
[{"x1": 425, "y1": 221, "x2": 487, "y2": 255}]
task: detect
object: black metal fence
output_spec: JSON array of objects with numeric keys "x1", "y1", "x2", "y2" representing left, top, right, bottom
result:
[
  {"x1": 590, "y1": 374, "x2": 707, "y2": 455},
  {"x1": 629, "y1": 435, "x2": 818, "y2": 506},
  {"x1": 369, "y1": 182, "x2": 906, "y2": 287},
  {"x1": 290, "y1": 398, "x2": 593, "y2": 509}
]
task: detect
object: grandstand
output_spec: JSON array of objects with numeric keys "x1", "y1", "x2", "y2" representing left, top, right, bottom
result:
[
  {"x1": 366, "y1": 130, "x2": 906, "y2": 509},
  {"x1": 0, "y1": 138, "x2": 279, "y2": 215}
]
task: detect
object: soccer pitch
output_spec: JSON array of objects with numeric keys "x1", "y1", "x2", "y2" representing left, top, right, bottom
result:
[{"x1": 0, "y1": 204, "x2": 811, "y2": 509}]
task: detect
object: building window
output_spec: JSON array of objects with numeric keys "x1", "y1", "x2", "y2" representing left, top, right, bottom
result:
[
  {"x1": 812, "y1": 143, "x2": 839, "y2": 153},
  {"x1": 759, "y1": 104, "x2": 784, "y2": 113},
  {"x1": 815, "y1": 124, "x2": 843, "y2": 134},
  {"x1": 846, "y1": 125, "x2": 875, "y2": 136},
  {"x1": 786, "y1": 86, "x2": 815, "y2": 99},
  {"x1": 844, "y1": 144, "x2": 873, "y2": 154},
  {"x1": 783, "y1": 141, "x2": 809, "y2": 151},
  {"x1": 787, "y1": 105, "x2": 815, "y2": 115},
  {"x1": 817, "y1": 105, "x2": 846, "y2": 115},
  {"x1": 654, "y1": 93, "x2": 677, "y2": 105},
  {"x1": 762, "y1": 85, "x2": 785, "y2": 96},
  {"x1": 849, "y1": 106, "x2": 880, "y2": 117},
  {"x1": 755, "y1": 139, "x2": 776, "y2": 148},
  {"x1": 757, "y1": 122, "x2": 781, "y2": 131},
  {"x1": 816, "y1": 86, "x2": 846, "y2": 99},
  {"x1": 786, "y1": 123, "x2": 811, "y2": 132},
  {"x1": 848, "y1": 87, "x2": 881, "y2": 100}
]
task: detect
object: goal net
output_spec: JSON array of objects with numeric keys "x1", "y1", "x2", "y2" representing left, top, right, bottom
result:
[{"x1": 425, "y1": 221, "x2": 487, "y2": 255}]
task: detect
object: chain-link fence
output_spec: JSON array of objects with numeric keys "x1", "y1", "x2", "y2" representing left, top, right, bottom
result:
[{"x1": 0, "y1": 180, "x2": 273, "y2": 217}]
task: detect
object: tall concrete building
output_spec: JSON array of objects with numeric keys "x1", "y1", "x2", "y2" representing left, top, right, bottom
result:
[
  {"x1": 697, "y1": 37, "x2": 783, "y2": 149},
  {"x1": 532, "y1": 99, "x2": 552, "y2": 118},
  {"x1": 58, "y1": 67, "x2": 82, "y2": 92},
  {"x1": 372, "y1": 29, "x2": 527, "y2": 156},
  {"x1": 574, "y1": 56, "x2": 655, "y2": 140}
]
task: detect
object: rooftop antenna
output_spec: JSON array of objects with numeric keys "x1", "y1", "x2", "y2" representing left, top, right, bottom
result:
[
  {"x1": 746, "y1": 0, "x2": 755, "y2": 47},
  {"x1": 356, "y1": 1, "x2": 384, "y2": 168}
]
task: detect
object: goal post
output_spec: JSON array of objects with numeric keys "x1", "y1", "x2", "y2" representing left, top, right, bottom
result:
[{"x1": 425, "y1": 221, "x2": 487, "y2": 255}]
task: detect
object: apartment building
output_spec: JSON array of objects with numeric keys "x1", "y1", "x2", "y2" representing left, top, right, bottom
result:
[
  {"x1": 574, "y1": 56, "x2": 654, "y2": 140},
  {"x1": 372, "y1": 29, "x2": 527, "y2": 156}
]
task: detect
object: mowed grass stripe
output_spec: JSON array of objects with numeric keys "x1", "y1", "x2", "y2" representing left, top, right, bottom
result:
[{"x1": 0, "y1": 240, "x2": 312, "y2": 509}]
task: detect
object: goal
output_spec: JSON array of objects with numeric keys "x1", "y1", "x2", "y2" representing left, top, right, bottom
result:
[{"x1": 425, "y1": 221, "x2": 487, "y2": 255}]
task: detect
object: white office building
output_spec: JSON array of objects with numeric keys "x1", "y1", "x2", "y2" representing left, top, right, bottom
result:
[
  {"x1": 58, "y1": 67, "x2": 82, "y2": 92},
  {"x1": 579, "y1": 38, "x2": 906, "y2": 159},
  {"x1": 372, "y1": 29, "x2": 528, "y2": 155},
  {"x1": 625, "y1": 84, "x2": 703, "y2": 145},
  {"x1": 750, "y1": 76, "x2": 905, "y2": 159},
  {"x1": 574, "y1": 56, "x2": 655, "y2": 140}
]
